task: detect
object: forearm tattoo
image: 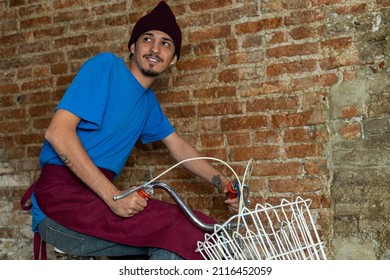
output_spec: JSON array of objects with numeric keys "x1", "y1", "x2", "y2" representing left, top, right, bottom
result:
[
  {"x1": 60, "y1": 154, "x2": 78, "y2": 175},
  {"x1": 212, "y1": 174, "x2": 223, "y2": 191}
]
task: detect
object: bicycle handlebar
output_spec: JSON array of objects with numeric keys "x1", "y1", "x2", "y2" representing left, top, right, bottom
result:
[
  {"x1": 113, "y1": 181, "x2": 248, "y2": 233},
  {"x1": 113, "y1": 182, "x2": 216, "y2": 232}
]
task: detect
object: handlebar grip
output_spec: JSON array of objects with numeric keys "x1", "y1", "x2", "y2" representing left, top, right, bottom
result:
[
  {"x1": 137, "y1": 188, "x2": 152, "y2": 199},
  {"x1": 227, "y1": 181, "x2": 238, "y2": 199}
]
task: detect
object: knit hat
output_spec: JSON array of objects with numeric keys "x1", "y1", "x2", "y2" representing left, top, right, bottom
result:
[{"x1": 128, "y1": 1, "x2": 182, "y2": 60}]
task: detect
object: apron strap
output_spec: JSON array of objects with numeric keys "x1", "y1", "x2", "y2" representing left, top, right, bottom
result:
[
  {"x1": 20, "y1": 182, "x2": 37, "y2": 211},
  {"x1": 34, "y1": 233, "x2": 47, "y2": 260}
]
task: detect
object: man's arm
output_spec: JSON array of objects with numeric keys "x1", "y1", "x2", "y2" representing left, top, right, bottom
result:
[
  {"x1": 44, "y1": 109, "x2": 146, "y2": 217},
  {"x1": 162, "y1": 132, "x2": 239, "y2": 210}
]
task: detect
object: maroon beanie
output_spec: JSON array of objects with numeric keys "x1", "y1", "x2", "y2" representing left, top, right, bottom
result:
[{"x1": 128, "y1": 1, "x2": 182, "y2": 60}]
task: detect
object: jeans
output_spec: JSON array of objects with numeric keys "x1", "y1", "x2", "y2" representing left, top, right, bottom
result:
[{"x1": 38, "y1": 217, "x2": 183, "y2": 260}]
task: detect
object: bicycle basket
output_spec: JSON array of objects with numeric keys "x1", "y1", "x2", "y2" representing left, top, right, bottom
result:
[{"x1": 197, "y1": 197, "x2": 326, "y2": 260}]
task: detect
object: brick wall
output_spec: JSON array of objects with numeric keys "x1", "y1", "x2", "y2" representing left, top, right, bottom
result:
[{"x1": 1, "y1": 0, "x2": 390, "y2": 260}]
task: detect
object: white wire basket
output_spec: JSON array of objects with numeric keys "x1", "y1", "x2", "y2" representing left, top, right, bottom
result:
[{"x1": 197, "y1": 196, "x2": 327, "y2": 260}]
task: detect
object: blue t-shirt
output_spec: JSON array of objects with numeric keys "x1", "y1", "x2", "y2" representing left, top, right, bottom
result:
[{"x1": 32, "y1": 52, "x2": 175, "y2": 231}]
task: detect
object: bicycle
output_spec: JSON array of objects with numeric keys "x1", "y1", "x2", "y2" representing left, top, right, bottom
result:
[{"x1": 114, "y1": 158, "x2": 327, "y2": 260}]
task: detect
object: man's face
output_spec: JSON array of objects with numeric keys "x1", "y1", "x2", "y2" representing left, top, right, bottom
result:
[{"x1": 130, "y1": 30, "x2": 177, "y2": 77}]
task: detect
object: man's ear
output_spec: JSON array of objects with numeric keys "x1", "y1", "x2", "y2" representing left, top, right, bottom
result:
[
  {"x1": 130, "y1": 43, "x2": 135, "y2": 55},
  {"x1": 170, "y1": 54, "x2": 178, "y2": 65}
]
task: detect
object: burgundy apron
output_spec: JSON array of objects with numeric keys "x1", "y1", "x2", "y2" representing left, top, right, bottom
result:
[{"x1": 21, "y1": 164, "x2": 216, "y2": 260}]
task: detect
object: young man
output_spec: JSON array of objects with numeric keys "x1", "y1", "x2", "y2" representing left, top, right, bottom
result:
[{"x1": 21, "y1": 1, "x2": 238, "y2": 260}]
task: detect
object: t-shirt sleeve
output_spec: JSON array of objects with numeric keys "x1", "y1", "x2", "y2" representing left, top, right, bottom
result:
[
  {"x1": 56, "y1": 53, "x2": 113, "y2": 130},
  {"x1": 140, "y1": 93, "x2": 175, "y2": 144}
]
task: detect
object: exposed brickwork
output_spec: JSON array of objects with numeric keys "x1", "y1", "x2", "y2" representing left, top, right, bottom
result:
[{"x1": 1, "y1": 0, "x2": 390, "y2": 260}]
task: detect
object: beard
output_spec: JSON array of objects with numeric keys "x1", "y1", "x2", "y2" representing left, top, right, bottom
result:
[
  {"x1": 139, "y1": 53, "x2": 163, "y2": 77},
  {"x1": 140, "y1": 67, "x2": 159, "y2": 77}
]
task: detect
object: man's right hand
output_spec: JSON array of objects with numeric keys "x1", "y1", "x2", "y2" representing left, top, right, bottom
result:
[{"x1": 108, "y1": 188, "x2": 148, "y2": 218}]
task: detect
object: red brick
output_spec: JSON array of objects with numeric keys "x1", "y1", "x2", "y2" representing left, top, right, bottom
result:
[
  {"x1": 272, "y1": 111, "x2": 313, "y2": 128},
  {"x1": 336, "y1": 4, "x2": 367, "y2": 15},
  {"x1": 235, "y1": 18, "x2": 282, "y2": 34},
  {"x1": 176, "y1": 56, "x2": 219, "y2": 71},
  {"x1": 312, "y1": 0, "x2": 341, "y2": 6},
  {"x1": 164, "y1": 105, "x2": 196, "y2": 118},
  {"x1": 226, "y1": 132, "x2": 251, "y2": 146},
  {"x1": 254, "y1": 130, "x2": 279, "y2": 144},
  {"x1": 285, "y1": 10, "x2": 324, "y2": 25},
  {"x1": 218, "y1": 68, "x2": 243, "y2": 83},
  {"x1": 340, "y1": 105, "x2": 362, "y2": 118},
  {"x1": 19, "y1": 3, "x2": 50, "y2": 16},
  {"x1": 156, "y1": 90, "x2": 190, "y2": 104},
  {"x1": 53, "y1": 0, "x2": 79, "y2": 9},
  {"x1": 189, "y1": 0, "x2": 232, "y2": 12},
  {"x1": 284, "y1": 128, "x2": 311, "y2": 142},
  {"x1": 27, "y1": 146, "x2": 43, "y2": 157},
  {"x1": 267, "y1": 59, "x2": 317, "y2": 77},
  {"x1": 33, "y1": 118, "x2": 52, "y2": 130},
  {"x1": 198, "y1": 102, "x2": 242, "y2": 117},
  {"x1": 55, "y1": 35, "x2": 88, "y2": 48},
  {"x1": 56, "y1": 75, "x2": 74, "y2": 87},
  {"x1": 28, "y1": 104, "x2": 56, "y2": 117},
  {"x1": 0, "y1": 84, "x2": 19, "y2": 94},
  {"x1": 21, "y1": 78, "x2": 53, "y2": 91},
  {"x1": 200, "y1": 134, "x2": 224, "y2": 147},
  {"x1": 269, "y1": 176, "x2": 323, "y2": 193},
  {"x1": 338, "y1": 122, "x2": 361, "y2": 139},
  {"x1": 20, "y1": 16, "x2": 52, "y2": 29},
  {"x1": 0, "y1": 108, "x2": 26, "y2": 120},
  {"x1": 51, "y1": 63, "x2": 69, "y2": 75},
  {"x1": 242, "y1": 35, "x2": 263, "y2": 48},
  {"x1": 230, "y1": 146, "x2": 280, "y2": 161},
  {"x1": 266, "y1": 31, "x2": 288, "y2": 44},
  {"x1": 285, "y1": 143, "x2": 324, "y2": 158},
  {"x1": 0, "y1": 34, "x2": 23, "y2": 46},
  {"x1": 253, "y1": 162, "x2": 303, "y2": 176},
  {"x1": 284, "y1": 126, "x2": 328, "y2": 143},
  {"x1": 179, "y1": 14, "x2": 212, "y2": 29},
  {"x1": 32, "y1": 52, "x2": 66, "y2": 65},
  {"x1": 91, "y1": 2, "x2": 127, "y2": 15},
  {"x1": 247, "y1": 96, "x2": 299, "y2": 112},
  {"x1": 9, "y1": 0, "x2": 25, "y2": 7},
  {"x1": 240, "y1": 80, "x2": 289, "y2": 97},
  {"x1": 377, "y1": 0, "x2": 390, "y2": 7},
  {"x1": 33, "y1": 27, "x2": 66, "y2": 39},
  {"x1": 33, "y1": 66, "x2": 51, "y2": 78},
  {"x1": 290, "y1": 26, "x2": 314, "y2": 40},
  {"x1": 173, "y1": 72, "x2": 214, "y2": 87},
  {"x1": 54, "y1": 9, "x2": 90, "y2": 23},
  {"x1": 0, "y1": 46, "x2": 16, "y2": 59},
  {"x1": 226, "y1": 51, "x2": 264, "y2": 65},
  {"x1": 214, "y1": 5, "x2": 258, "y2": 24},
  {"x1": 200, "y1": 148, "x2": 228, "y2": 161},
  {"x1": 266, "y1": 42, "x2": 318, "y2": 58},
  {"x1": 25, "y1": 91, "x2": 52, "y2": 104},
  {"x1": 105, "y1": 15, "x2": 129, "y2": 26},
  {"x1": 320, "y1": 52, "x2": 360, "y2": 70},
  {"x1": 193, "y1": 42, "x2": 217, "y2": 56},
  {"x1": 304, "y1": 160, "x2": 328, "y2": 175},
  {"x1": 0, "y1": 120, "x2": 29, "y2": 132},
  {"x1": 0, "y1": 96, "x2": 17, "y2": 107},
  {"x1": 193, "y1": 86, "x2": 236, "y2": 99},
  {"x1": 321, "y1": 37, "x2": 352, "y2": 50},
  {"x1": 14, "y1": 134, "x2": 44, "y2": 145},
  {"x1": 189, "y1": 26, "x2": 231, "y2": 42},
  {"x1": 291, "y1": 73, "x2": 338, "y2": 90},
  {"x1": 221, "y1": 116, "x2": 268, "y2": 131}
]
